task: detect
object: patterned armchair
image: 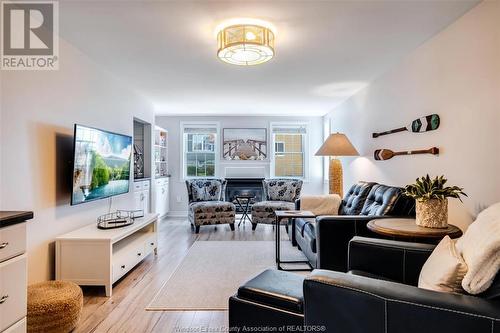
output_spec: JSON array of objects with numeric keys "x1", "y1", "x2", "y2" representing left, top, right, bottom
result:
[
  {"x1": 186, "y1": 178, "x2": 236, "y2": 234},
  {"x1": 251, "y1": 178, "x2": 303, "y2": 231}
]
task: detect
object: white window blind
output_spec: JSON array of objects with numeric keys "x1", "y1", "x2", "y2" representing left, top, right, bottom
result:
[{"x1": 271, "y1": 123, "x2": 308, "y2": 178}]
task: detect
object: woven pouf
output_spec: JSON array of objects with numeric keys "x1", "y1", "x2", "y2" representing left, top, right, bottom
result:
[{"x1": 27, "y1": 281, "x2": 83, "y2": 333}]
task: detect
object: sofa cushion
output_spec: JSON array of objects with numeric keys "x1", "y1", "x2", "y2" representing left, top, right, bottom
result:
[
  {"x1": 360, "y1": 184, "x2": 403, "y2": 216},
  {"x1": 339, "y1": 182, "x2": 376, "y2": 215},
  {"x1": 263, "y1": 179, "x2": 303, "y2": 202},
  {"x1": 237, "y1": 269, "x2": 304, "y2": 314}
]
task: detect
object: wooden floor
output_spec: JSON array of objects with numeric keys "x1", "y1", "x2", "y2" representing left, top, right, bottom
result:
[{"x1": 76, "y1": 217, "x2": 284, "y2": 333}]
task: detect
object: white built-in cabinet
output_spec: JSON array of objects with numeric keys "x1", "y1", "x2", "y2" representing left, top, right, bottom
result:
[
  {"x1": 153, "y1": 126, "x2": 169, "y2": 218},
  {"x1": 155, "y1": 178, "x2": 169, "y2": 218},
  {"x1": 133, "y1": 180, "x2": 150, "y2": 213}
]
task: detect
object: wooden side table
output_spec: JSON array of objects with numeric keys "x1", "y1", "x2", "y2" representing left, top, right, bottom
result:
[
  {"x1": 274, "y1": 210, "x2": 315, "y2": 271},
  {"x1": 367, "y1": 218, "x2": 462, "y2": 243}
]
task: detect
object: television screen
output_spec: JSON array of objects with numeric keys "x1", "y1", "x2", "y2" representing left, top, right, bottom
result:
[{"x1": 71, "y1": 124, "x2": 132, "y2": 205}]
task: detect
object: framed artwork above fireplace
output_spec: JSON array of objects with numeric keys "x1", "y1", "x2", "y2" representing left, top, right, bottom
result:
[{"x1": 222, "y1": 128, "x2": 267, "y2": 161}]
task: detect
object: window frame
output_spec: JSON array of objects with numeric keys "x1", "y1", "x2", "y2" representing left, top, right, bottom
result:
[
  {"x1": 270, "y1": 122, "x2": 310, "y2": 180},
  {"x1": 274, "y1": 141, "x2": 285, "y2": 155},
  {"x1": 180, "y1": 121, "x2": 220, "y2": 180}
]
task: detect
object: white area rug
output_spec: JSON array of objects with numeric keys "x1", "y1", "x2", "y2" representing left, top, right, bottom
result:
[{"x1": 146, "y1": 241, "x2": 307, "y2": 311}]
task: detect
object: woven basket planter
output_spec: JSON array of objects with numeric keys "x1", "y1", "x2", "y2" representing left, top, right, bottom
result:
[
  {"x1": 27, "y1": 280, "x2": 83, "y2": 333},
  {"x1": 416, "y1": 198, "x2": 448, "y2": 229}
]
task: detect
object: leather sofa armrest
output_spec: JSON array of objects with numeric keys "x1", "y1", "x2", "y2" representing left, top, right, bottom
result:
[
  {"x1": 348, "y1": 236, "x2": 435, "y2": 285},
  {"x1": 314, "y1": 215, "x2": 397, "y2": 271},
  {"x1": 304, "y1": 270, "x2": 500, "y2": 333}
]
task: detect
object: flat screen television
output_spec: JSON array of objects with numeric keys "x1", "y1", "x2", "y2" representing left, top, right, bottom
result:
[{"x1": 71, "y1": 124, "x2": 132, "y2": 205}]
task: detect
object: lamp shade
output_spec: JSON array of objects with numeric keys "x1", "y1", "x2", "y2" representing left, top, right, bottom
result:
[{"x1": 315, "y1": 133, "x2": 359, "y2": 157}]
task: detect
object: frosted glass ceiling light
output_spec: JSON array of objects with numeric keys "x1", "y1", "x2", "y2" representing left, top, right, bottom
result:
[{"x1": 216, "y1": 19, "x2": 275, "y2": 66}]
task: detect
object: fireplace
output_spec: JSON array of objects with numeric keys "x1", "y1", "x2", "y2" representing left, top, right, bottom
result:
[{"x1": 225, "y1": 178, "x2": 264, "y2": 213}]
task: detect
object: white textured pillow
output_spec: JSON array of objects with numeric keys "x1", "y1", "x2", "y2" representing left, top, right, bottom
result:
[{"x1": 418, "y1": 236, "x2": 468, "y2": 293}]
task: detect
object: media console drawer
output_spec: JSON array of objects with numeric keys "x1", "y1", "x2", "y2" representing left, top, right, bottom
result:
[
  {"x1": 0, "y1": 223, "x2": 26, "y2": 263},
  {"x1": 112, "y1": 233, "x2": 155, "y2": 283}
]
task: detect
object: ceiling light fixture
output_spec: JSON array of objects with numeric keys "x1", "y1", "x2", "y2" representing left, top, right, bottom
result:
[{"x1": 216, "y1": 19, "x2": 275, "y2": 66}]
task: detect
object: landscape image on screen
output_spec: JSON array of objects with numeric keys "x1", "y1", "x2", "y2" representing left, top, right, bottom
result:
[{"x1": 72, "y1": 125, "x2": 132, "y2": 205}]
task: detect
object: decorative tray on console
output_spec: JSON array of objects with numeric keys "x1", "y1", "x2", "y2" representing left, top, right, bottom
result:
[{"x1": 97, "y1": 210, "x2": 144, "y2": 230}]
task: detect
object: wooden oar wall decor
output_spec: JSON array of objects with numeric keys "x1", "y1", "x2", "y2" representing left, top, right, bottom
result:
[
  {"x1": 374, "y1": 147, "x2": 439, "y2": 161},
  {"x1": 372, "y1": 114, "x2": 440, "y2": 138},
  {"x1": 372, "y1": 114, "x2": 441, "y2": 161}
]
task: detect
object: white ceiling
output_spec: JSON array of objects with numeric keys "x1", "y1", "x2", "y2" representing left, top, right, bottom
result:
[{"x1": 59, "y1": 0, "x2": 479, "y2": 116}]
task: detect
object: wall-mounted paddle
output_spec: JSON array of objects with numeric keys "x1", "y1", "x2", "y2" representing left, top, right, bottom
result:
[
  {"x1": 372, "y1": 114, "x2": 440, "y2": 138},
  {"x1": 374, "y1": 147, "x2": 439, "y2": 160}
]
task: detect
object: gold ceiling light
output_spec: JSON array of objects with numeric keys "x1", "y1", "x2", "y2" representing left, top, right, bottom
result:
[{"x1": 216, "y1": 19, "x2": 275, "y2": 66}]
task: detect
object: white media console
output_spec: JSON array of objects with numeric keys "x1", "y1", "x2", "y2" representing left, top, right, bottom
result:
[{"x1": 55, "y1": 213, "x2": 158, "y2": 296}]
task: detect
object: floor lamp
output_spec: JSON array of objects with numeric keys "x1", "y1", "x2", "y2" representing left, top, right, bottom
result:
[{"x1": 315, "y1": 133, "x2": 359, "y2": 197}]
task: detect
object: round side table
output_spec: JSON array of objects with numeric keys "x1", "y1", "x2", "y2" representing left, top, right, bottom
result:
[{"x1": 367, "y1": 218, "x2": 462, "y2": 244}]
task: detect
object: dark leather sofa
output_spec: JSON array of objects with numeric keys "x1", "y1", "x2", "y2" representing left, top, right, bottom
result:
[
  {"x1": 229, "y1": 237, "x2": 500, "y2": 333},
  {"x1": 293, "y1": 181, "x2": 415, "y2": 271}
]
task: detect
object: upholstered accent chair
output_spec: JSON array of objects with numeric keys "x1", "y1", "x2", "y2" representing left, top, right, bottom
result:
[
  {"x1": 186, "y1": 178, "x2": 236, "y2": 233},
  {"x1": 251, "y1": 178, "x2": 303, "y2": 231}
]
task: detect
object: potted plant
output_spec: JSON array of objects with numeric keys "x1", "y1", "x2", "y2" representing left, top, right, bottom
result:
[{"x1": 404, "y1": 175, "x2": 467, "y2": 228}]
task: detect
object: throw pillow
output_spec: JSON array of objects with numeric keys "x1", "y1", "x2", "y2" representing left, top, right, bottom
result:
[
  {"x1": 456, "y1": 201, "x2": 500, "y2": 294},
  {"x1": 418, "y1": 236, "x2": 467, "y2": 293}
]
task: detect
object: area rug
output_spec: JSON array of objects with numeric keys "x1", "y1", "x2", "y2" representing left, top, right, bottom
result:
[{"x1": 146, "y1": 241, "x2": 307, "y2": 311}]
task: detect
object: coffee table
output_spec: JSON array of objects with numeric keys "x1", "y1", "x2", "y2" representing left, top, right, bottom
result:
[
  {"x1": 274, "y1": 210, "x2": 315, "y2": 271},
  {"x1": 367, "y1": 218, "x2": 462, "y2": 243}
]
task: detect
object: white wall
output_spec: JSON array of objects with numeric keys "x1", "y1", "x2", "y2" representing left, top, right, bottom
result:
[
  {"x1": 325, "y1": 0, "x2": 500, "y2": 231},
  {"x1": 155, "y1": 116, "x2": 325, "y2": 214},
  {"x1": 0, "y1": 39, "x2": 155, "y2": 283}
]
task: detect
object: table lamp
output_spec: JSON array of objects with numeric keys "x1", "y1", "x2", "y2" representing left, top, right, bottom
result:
[{"x1": 315, "y1": 133, "x2": 359, "y2": 197}]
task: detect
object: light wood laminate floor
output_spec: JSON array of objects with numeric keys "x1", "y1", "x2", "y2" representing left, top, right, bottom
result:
[{"x1": 76, "y1": 217, "x2": 287, "y2": 333}]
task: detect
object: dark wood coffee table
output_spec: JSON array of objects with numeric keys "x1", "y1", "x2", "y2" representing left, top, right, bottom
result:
[
  {"x1": 274, "y1": 210, "x2": 315, "y2": 271},
  {"x1": 367, "y1": 218, "x2": 462, "y2": 243}
]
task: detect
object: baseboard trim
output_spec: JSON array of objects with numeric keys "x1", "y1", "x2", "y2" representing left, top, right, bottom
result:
[{"x1": 167, "y1": 210, "x2": 188, "y2": 218}]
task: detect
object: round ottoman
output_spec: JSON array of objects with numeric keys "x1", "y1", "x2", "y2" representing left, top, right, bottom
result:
[{"x1": 27, "y1": 281, "x2": 83, "y2": 333}]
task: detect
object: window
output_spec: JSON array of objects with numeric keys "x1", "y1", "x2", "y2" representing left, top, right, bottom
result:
[
  {"x1": 271, "y1": 123, "x2": 308, "y2": 179},
  {"x1": 182, "y1": 123, "x2": 219, "y2": 178}
]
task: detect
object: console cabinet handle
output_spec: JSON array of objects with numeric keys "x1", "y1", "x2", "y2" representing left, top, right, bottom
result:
[
  {"x1": 0, "y1": 242, "x2": 8, "y2": 249},
  {"x1": 0, "y1": 295, "x2": 8, "y2": 304},
  {"x1": 150, "y1": 242, "x2": 154, "y2": 246},
  {"x1": 121, "y1": 265, "x2": 125, "y2": 269},
  {"x1": 137, "y1": 252, "x2": 142, "y2": 256}
]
